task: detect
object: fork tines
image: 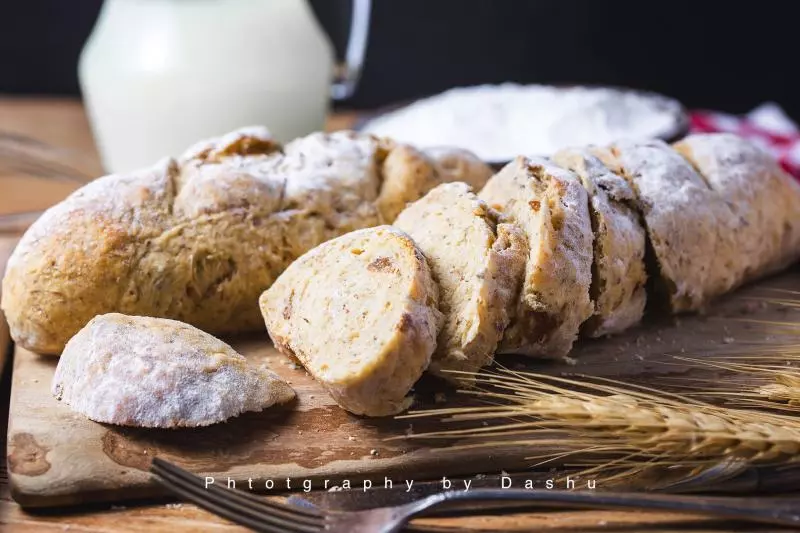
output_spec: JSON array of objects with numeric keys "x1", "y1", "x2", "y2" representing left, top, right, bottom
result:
[{"x1": 150, "y1": 457, "x2": 324, "y2": 533}]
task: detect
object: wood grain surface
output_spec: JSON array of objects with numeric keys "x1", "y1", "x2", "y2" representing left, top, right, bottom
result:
[
  {"x1": 2, "y1": 98, "x2": 799, "y2": 533},
  {"x1": 8, "y1": 266, "x2": 800, "y2": 509}
]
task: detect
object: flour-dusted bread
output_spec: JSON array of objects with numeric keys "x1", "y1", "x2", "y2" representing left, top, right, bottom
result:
[
  {"x1": 590, "y1": 140, "x2": 724, "y2": 312},
  {"x1": 260, "y1": 226, "x2": 442, "y2": 416},
  {"x1": 479, "y1": 157, "x2": 593, "y2": 358},
  {"x1": 394, "y1": 182, "x2": 527, "y2": 381},
  {"x1": 375, "y1": 146, "x2": 494, "y2": 223},
  {"x1": 674, "y1": 133, "x2": 800, "y2": 297},
  {"x1": 2, "y1": 127, "x2": 484, "y2": 355},
  {"x1": 52, "y1": 313, "x2": 294, "y2": 428},
  {"x1": 552, "y1": 148, "x2": 647, "y2": 336}
]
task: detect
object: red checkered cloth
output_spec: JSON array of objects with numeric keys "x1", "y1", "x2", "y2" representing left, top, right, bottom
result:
[{"x1": 690, "y1": 103, "x2": 800, "y2": 181}]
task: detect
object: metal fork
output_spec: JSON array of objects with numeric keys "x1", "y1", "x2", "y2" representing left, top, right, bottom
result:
[{"x1": 150, "y1": 458, "x2": 800, "y2": 533}]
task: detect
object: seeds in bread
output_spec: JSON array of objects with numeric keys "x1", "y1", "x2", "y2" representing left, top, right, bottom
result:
[
  {"x1": 52, "y1": 313, "x2": 294, "y2": 428},
  {"x1": 394, "y1": 182, "x2": 528, "y2": 382},
  {"x1": 260, "y1": 226, "x2": 442, "y2": 416},
  {"x1": 590, "y1": 140, "x2": 723, "y2": 312},
  {"x1": 552, "y1": 148, "x2": 647, "y2": 336},
  {"x1": 674, "y1": 133, "x2": 800, "y2": 297},
  {"x1": 478, "y1": 157, "x2": 593, "y2": 358},
  {"x1": 2, "y1": 128, "x2": 485, "y2": 355}
]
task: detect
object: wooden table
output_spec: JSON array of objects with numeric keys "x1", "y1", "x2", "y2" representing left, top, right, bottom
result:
[{"x1": 0, "y1": 98, "x2": 779, "y2": 532}]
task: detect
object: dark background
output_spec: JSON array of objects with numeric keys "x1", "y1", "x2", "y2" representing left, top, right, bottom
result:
[{"x1": 3, "y1": 0, "x2": 800, "y2": 118}]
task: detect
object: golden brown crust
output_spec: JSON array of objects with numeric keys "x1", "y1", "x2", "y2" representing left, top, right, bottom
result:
[{"x1": 2, "y1": 128, "x2": 484, "y2": 355}]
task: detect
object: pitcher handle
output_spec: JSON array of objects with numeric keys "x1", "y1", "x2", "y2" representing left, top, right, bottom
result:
[{"x1": 330, "y1": 0, "x2": 371, "y2": 101}]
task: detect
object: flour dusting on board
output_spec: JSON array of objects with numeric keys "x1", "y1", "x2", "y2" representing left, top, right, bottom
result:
[{"x1": 362, "y1": 84, "x2": 685, "y2": 161}]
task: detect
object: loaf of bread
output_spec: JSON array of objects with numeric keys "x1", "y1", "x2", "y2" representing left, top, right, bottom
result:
[
  {"x1": 590, "y1": 140, "x2": 725, "y2": 312},
  {"x1": 260, "y1": 226, "x2": 442, "y2": 416},
  {"x1": 674, "y1": 133, "x2": 800, "y2": 298},
  {"x1": 552, "y1": 148, "x2": 647, "y2": 336},
  {"x1": 394, "y1": 182, "x2": 527, "y2": 381},
  {"x1": 52, "y1": 313, "x2": 294, "y2": 428},
  {"x1": 2, "y1": 127, "x2": 489, "y2": 355},
  {"x1": 479, "y1": 157, "x2": 594, "y2": 358}
]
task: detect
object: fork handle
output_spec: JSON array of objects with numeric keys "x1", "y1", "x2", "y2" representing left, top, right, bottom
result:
[{"x1": 401, "y1": 489, "x2": 800, "y2": 529}]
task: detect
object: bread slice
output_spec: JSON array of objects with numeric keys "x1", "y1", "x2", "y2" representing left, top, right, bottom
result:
[
  {"x1": 260, "y1": 226, "x2": 442, "y2": 416},
  {"x1": 394, "y1": 182, "x2": 528, "y2": 381},
  {"x1": 674, "y1": 133, "x2": 800, "y2": 297},
  {"x1": 376, "y1": 145, "x2": 494, "y2": 223},
  {"x1": 478, "y1": 157, "x2": 593, "y2": 358},
  {"x1": 52, "y1": 313, "x2": 294, "y2": 428},
  {"x1": 552, "y1": 148, "x2": 647, "y2": 336},
  {"x1": 590, "y1": 140, "x2": 723, "y2": 312}
]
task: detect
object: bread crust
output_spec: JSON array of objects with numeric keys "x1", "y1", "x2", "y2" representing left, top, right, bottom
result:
[
  {"x1": 590, "y1": 140, "x2": 725, "y2": 312},
  {"x1": 52, "y1": 313, "x2": 294, "y2": 428},
  {"x1": 674, "y1": 133, "x2": 800, "y2": 298},
  {"x1": 2, "y1": 128, "x2": 482, "y2": 354},
  {"x1": 479, "y1": 157, "x2": 593, "y2": 358},
  {"x1": 552, "y1": 148, "x2": 647, "y2": 336},
  {"x1": 260, "y1": 226, "x2": 442, "y2": 417},
  {"x1": 394, "y1": 182, "x2": 527, "y2": 382}
]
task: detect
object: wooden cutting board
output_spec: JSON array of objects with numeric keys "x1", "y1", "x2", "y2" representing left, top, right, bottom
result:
[{"x1": 7, "y1": 267, "x2": 800, "y2": 508}]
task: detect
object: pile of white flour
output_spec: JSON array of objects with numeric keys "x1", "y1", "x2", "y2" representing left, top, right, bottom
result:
[{"x1": 362, "y1": 84, "x2": 685, "y2": 162}]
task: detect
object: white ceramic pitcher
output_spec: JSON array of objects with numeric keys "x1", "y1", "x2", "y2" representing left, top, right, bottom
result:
[{"x1": 79, "y1": 0, "x2": 371, "y2": 173}]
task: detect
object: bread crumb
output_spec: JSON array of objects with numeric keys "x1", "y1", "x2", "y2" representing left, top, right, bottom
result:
[
  {"x1": 165, "y1": 503, "x2": 183, "y2": 509},
  {"x1": 348, "y1": 435, "x2": 356, "y2": 441},
  {"x1": 370, "y1": 449, "x2": 379, "y2": 456}
]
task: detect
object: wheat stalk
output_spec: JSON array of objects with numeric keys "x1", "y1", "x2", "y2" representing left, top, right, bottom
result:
[{"x1": 397, "y1": 369, "x2": 800, "y2": 478}]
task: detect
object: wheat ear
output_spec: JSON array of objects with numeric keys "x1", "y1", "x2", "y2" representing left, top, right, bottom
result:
[{"x1": 396, "y1": 369, "x2": 800, "y2": 474}]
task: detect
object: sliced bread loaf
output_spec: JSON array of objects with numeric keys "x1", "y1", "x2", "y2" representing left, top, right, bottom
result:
[
  {"x1": 52, "y1": 313, "x2": 294, "y2": 428},
  {"x1": 394, "y1": 182, "x2": 527, "y2": 382},
  {"x1": 478, "y1": 157, "x2": 594, "y2": 358},
  {"x1": 260, "y1": 226, "x2": 442, "y2": 416},
  {"x1": 552, "y1": 148, "x2": 647, "y2": 336}
]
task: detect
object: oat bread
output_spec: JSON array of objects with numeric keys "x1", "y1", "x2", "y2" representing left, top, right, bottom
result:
[
  {"x1": 394, "y1": 183, "x2": 527, "y2": 381},
  {"x1": 375, "y1": 145, "x2": 493, "y2": 222},
  {"x1": 479, "y1": 157, "x2": 593, "y2": 358},
  {"x1": 2, "y1": 127, "x2": 484, "y2": 355},
  {"x1": 52, "y1": 313, "x2": 294, "y2": 428},
  {"x1": 260, "y1": 226, "x2": 442, "y2": 416},
  {"x1": 552, "y1": 148, "x2": 647, "y2": 336},
  {"x1": 674, "y1": 133, "x2": 800, "y2": 297}
]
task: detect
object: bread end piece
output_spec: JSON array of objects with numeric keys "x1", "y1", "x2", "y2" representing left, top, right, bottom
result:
[{"x1": 52, "y1": 313, "x2": 294, "y2": 428}]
